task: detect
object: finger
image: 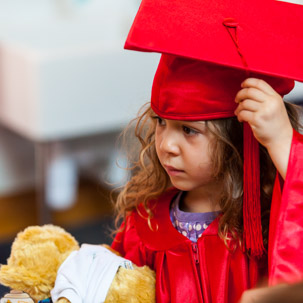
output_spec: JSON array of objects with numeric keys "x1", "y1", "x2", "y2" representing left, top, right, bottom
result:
[
  {"x1": 234, "y1": 99, "x2": 260, "y2": 116},
  {"x1": 235, "y1": 109, "x2": 255, "y2": 124},
  {"x1": 241, "y1": 78, "x2": 278, "y2": 96},
  {"x1": 235, "y1": 88, "x2": 268, "y2": 104}
]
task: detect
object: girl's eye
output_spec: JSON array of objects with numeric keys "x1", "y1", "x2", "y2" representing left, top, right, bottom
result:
[
  {"x1": 153, "y1": 116, "x2": 166, "y2": 126},
  {"x1": 182, "y1": 125, "x2": 199, "y2": 135}
]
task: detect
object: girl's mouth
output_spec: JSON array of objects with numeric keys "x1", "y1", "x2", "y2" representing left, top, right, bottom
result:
[{"x1": 164, "y1": 165, "x2": 184, "y2": 176}]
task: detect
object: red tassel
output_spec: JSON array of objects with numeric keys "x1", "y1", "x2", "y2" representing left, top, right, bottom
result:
[
  {"x1": 222, "y1": 18, "x2": 264, "y2": 257},
  {"x1": 243, "y1": 122, "x2": 264, "y2": 257}
]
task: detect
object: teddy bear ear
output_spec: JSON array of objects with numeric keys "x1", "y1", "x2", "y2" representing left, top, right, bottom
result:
[
  {"x1": 0, "y1": 265, "x2": 47, "y2": 293},
  {"x1": 0, "y1": 265, "x2": 40, "y2": 299},
  {"x1": 0, "y1": 264, "x2": 24, "y2": 286},
  {"x1": 0, "y1": 261, "x2": 62, "y2": 302}
]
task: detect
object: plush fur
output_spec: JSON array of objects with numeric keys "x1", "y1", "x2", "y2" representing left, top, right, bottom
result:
[
  {"x1": 0, "y1": 225, "x2": 79, "y2": 301},
  {"x1": 0, "y1": 225, "x2": 155, "y2": 303}
]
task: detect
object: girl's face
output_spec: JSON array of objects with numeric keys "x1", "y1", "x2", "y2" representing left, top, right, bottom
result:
[{"x1": 154, "y1": 116, "x2": 216, "y2": 193}]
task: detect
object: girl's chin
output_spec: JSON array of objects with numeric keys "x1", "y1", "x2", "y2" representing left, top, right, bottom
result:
[{"x1": 170, "y1": 180, "x2": 193, "y2": 192}]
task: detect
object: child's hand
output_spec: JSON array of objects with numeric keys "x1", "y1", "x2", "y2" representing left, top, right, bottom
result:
[
  {"x1": 234, "y1": 78, "x2": 293, "y2": 179},
  {"x1": 238, "y1": 283, "x2": 303, "y2": 303},
  {"x1": 238, "y1": 286, "x2": 272, "y2": 303},
  {"x1": 234, "y1": 78, "x2": 292, "y2": 149}
]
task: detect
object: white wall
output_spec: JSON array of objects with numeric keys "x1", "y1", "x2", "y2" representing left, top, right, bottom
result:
[{"x1": 0, "y1": 0, "x2": 149, "y2": 197}]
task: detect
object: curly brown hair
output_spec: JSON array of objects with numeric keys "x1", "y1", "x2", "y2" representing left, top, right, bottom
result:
[{"x1": 113, "y1": 101, "x2": 302, "y2": 250}]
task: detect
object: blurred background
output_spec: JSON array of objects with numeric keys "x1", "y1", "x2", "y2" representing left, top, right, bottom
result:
[
  {"x1": 0, "y1": 0, "x2": 161, "y2": 296},
  {"x1": 0, "y1": 0, "x2": 302, "y2": 297}
]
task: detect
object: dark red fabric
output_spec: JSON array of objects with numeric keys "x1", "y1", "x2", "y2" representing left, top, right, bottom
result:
[
  {"x1": 112, "y1": 189, "x2": 264, "y2": 303},
  {"x1": 151, "y1": 55, "x2": 294, "y2": 120},
  {"x1": 268, "y1": 130, "x2": 303, "y2": 285},
  {"x1": 125, "y1": 0, "x2": 303, "y2": 82}
]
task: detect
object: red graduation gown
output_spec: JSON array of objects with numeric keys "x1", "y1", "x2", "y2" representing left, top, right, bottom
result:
[
  {"x1": 268, "y1": 130, "x2": 303, "y2": 285},
  {"x1": 112, "y1": 189, "x2": 263, "y2": 303}
]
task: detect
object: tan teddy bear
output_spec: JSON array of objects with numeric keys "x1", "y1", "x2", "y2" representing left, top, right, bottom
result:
[{"x1": 0, "y1": 225, "x2": 155, "y2": 303}]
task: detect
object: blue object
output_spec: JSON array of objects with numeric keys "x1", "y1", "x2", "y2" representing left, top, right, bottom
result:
[{"x1": 38, "y1": 298, "x2": 53, "y2": 303}]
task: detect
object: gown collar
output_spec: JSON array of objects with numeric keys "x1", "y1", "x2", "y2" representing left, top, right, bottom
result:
[{"x1": 134, "y1": 188, "x2": 220, "y2": 250}]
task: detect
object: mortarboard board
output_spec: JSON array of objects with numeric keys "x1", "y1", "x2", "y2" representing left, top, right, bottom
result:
[
  {"x1": 123, "y1": 0, "x2": 303, "y2": 257},
  {"x1": 125, "y1": 0, "x2": 303, "y2": 82}
]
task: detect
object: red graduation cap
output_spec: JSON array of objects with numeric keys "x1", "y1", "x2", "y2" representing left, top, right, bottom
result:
[
  {"x1": 126, "y1": 0, "x2": 303, "y2": 82},
  {"x1": 124, "y1": 0, "x2": 303, "y2": 257}
]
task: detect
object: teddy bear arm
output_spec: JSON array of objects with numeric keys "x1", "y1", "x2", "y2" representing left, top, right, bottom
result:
[{"x1": 105, "y1": 265, "x2": 156, "y2": 303}]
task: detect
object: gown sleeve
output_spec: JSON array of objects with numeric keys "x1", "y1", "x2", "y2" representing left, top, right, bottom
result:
[{"x1": 268, "y1": 129, "x2": 303, "y2": 285}]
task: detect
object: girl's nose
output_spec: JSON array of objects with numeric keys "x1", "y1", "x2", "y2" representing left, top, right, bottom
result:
[{"x1": 159, "y1": 130, "x2": 180, "y2": 155}]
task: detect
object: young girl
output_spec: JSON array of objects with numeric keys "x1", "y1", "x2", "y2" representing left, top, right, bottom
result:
[{"x1": 111, "y1": 55, "x2": 303, "y2": 303}]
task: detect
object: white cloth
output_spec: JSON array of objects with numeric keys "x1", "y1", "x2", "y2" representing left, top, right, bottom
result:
[{"x1": 51, "y1": 244, "x2": 133, "y2": 303}]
